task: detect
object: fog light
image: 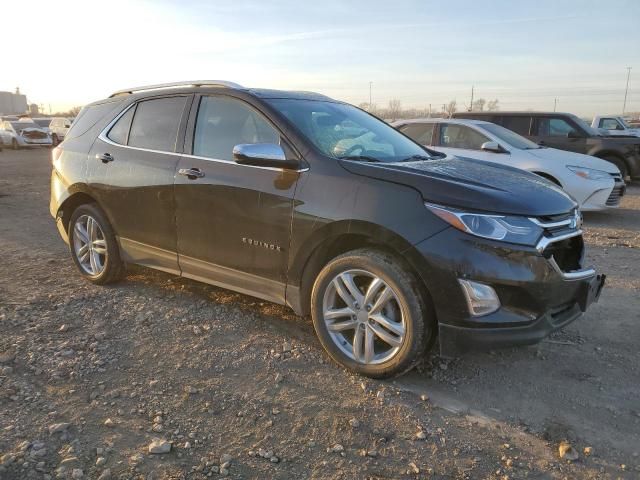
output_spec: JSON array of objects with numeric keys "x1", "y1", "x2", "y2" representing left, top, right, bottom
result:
[{"x1": 458, "y1": 279, "x2": 500, "y2": 317}]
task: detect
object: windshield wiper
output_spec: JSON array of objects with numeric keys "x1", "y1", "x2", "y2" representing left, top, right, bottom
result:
[
  {"x1": 401, "y1": 154, "x2": 438, "y2": 161},
  {"x1": 338, "y1": 155, "x2": 381, "y2": 163}
]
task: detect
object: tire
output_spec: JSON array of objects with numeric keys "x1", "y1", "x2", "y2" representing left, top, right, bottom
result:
[
  {"x1": 51, "y1": 134, "x2": 59, "y2": 146},
  {"x1": 600, "y1": 155, "x2": 628, "y2": 179},
  {"x1": 311, "y1": 248, "x2": 434, "y2": 378},
  {"x1": 68, "y1": 203, "x2": 125, "y2": 284},
  {"x1": 11, "y1": 139, "x2": 19, "y2": 150}
]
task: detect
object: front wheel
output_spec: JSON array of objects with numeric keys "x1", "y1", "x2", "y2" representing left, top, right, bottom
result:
[
  {"x1": 311, "y1": 249, "x2": 434, "y2": 378},
  {"x1": 68, "y1": 203, "x2": 125, "y2": 284},
  {"x1": 11, "y1": 139, "x2": 19, "y2": 150},
  {"x1": 51, "y1": 134, "x2": 59, "y2": 146}
]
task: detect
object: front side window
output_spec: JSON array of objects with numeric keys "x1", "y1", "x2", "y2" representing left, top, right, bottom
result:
[
  {"x1": 599, "y1": 118, "x2": 623, "y2": 130},
  {"x1": 107, "y1": 106, "x2": 135, "y2": 145},
  {"x1": 128, "y1": 96, "x2": 186, "y2": 152},
  {"x1": 400, "y1": 123, "x2": 435, "y2": 145},
  {"x1": 537, "y1": 118, "x2": 579, "y2": 137},
  {"x1": 193, "y1": 96, "x2": 279, "y2": 161},
  {"x1": 439, "y1": 124, "x2": 489, "y2": 150},
  {"x1": 267, "y1": 99, "x2": 431, "y2": 162}
]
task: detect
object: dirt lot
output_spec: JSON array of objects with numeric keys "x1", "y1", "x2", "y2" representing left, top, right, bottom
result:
[{"x1": 1, "y1": 148, "x2": 638, "y2": 480}]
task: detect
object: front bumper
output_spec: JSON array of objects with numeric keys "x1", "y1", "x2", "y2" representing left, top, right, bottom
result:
[{"x1": 412, "y1": 227, "x2": 604, "y2": 357}]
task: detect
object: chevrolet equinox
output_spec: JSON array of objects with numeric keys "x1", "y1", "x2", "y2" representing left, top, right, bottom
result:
[{"x1": 50, "y1": 81, "x2": 605, "y2": 378}]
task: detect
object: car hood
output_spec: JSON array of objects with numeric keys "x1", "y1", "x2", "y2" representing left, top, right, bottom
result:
[
  {"x1": 340, "y1": 155, "x2": 577, "y2": 216},
  {"x1": 525, "y1": 147, "x2": 620, "y2": 173}
]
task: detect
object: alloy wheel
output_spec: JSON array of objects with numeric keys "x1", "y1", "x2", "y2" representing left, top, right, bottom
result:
[
  {"x1": 73, "y1": 214, "x2": 108, "y2": 275},
  {"x1": 322, "y1": 269, "x2": 406, "y2": 364}
]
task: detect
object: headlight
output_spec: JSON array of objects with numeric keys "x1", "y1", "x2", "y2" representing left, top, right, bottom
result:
[
  {"x1": 566, "y1": 165, "x2": 612, "y2": 181},
  {"x1": 425, "y1": 203, "x2": 543, "y2": 246}
]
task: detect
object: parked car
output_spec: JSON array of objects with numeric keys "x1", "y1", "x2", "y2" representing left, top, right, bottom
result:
[
  {"x1": 1, "y1": 120, "x2": 52, "y2": 149},
  {"x1": 49, "y1": 117, "x2": 74, "y2": 145},
  {"x1": 591, "y1": 115, "x2": 640, "y2": 137},
  {"x1": 50, "y1": 81, "x2": 604, "y2": 378},
  {"x1": 0, "y1": 128, "x2": 11, "y2": 150},
  {"x1": 453, "y1": 111, "x2": 640, "y2": 180},
  {"x1": 393, "y1": 118, "x2": 625, "y2": 211}
]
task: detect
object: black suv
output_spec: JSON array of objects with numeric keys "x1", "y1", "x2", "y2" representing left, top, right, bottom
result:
[
  {"x1": 453, "y1": 111, "x2": 640, "y2": 180},
  {"x1": 50, "y1": 81, "x2": 605, "y2": 378}
]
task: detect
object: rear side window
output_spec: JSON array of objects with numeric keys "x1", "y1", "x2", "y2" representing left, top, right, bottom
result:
[
  {"x1": 107, "y1": 106, "x2": 135, "y2": 145},
  {"x1": 499, "y1": 116, "x2": 531, "y2": 136},
  {"x1": 536, "y1": 117, "x2": 578, "y2": 137},
  {"x1": 439, "y1": 124, "x2": 489, "y2": 150},
  {"x1": 400, "y1": 123, "x2": 435, "y2": 145},
  {"x1": 66, "y1": 101, "x2": 121, "y2": 140},
  {"x1": 193, "y1": 96, "x2": 279, "y2": 161},
  {"x1": 128, "y1": 97, "x2": 187, "y2": 152}
]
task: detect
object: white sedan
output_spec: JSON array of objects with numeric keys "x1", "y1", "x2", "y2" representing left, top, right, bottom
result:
[{"x1": 393, "y1": 118, "x2": 625, "y2": 211}]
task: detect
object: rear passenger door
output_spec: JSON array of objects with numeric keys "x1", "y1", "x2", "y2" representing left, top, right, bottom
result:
[
  {"x1": 88, "y1": 95, "x2": 191, "y2": 274},
  {"x1": 174, "y1": 94, "x2": 301, "y2": 304}
]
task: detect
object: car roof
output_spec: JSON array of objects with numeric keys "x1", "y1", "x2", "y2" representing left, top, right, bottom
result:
[
  {"x1": 454, "y1": 111, "x2": 572, "y2": 117},
  {"x1": 393, "y1": 118, "x2": 494, "y2": 126}
]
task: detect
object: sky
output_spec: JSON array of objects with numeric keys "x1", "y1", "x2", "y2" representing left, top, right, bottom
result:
[{"x1": 2, "y1": 0, "x2": 639, "y2": 116}]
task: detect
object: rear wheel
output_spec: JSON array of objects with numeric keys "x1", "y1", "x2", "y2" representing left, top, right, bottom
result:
[
  {"x1": 311, "y1": 249, "x2": 434, "y2": 378},
  {"x1": 11, "y1": 139, "x2": 19, "y2": 150},
  {"x1": 68, "y1": 203, "x2": 125, "y2": 284}
]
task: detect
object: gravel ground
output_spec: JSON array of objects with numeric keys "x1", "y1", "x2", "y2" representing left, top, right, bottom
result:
[{"x1": 0, "y1": 148, "x2": 638, "y2": 480}]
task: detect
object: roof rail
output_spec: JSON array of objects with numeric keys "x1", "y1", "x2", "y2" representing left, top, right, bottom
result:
[{"x1": 109, "y1": 80, "x2": 244, "y2": 98}]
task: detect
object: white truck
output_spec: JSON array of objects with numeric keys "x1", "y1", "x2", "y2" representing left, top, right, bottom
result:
[{"x1": 591, "y1": 115, "x2": 640, "y2": 137}]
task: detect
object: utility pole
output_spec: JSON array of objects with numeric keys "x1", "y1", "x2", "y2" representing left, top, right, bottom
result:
[
  {"x1": 623, "y1": 67, "x2": 632, "y2": 115},
  {"x1": 469, "y1": 86, "x2": 474, "y2": 111},
  {"x1": 553, "y1": 98, "x2": 558, "y2": 112},
  {"x1": 369, "y1": 81, "x2": 372, "y2": 109},
  {"x1": 428, "y1": 104, "x2": 432, "y2": 118}
]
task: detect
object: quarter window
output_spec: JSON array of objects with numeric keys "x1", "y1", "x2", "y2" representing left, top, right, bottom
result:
[
  {"x1": 439, "y1": 124, "x2": 489, "y2": 150},
  {"x1": 107, "y1": 106, "x2": 135, "y2": 145},
  {"x1": 400, "y1": 123, "x2": 435, "y2": 145},
  {"x1": 128, "y1": 97, "x2": 187, "y2": 152},
  {"x1": 193, "y1": 96, "x2": 279, "y2": 161}
]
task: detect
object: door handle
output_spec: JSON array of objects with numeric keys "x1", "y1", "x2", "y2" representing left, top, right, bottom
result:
[
  {"x1": 97, "y1": 153, "x2": 114, "y2": 163},
  {"x1": 178, "y1": 167, "x2": 205, "y2": 179}
]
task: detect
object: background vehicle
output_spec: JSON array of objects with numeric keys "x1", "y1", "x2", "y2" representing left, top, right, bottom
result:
[
  {"x1": 49, "y1": 117, "x2": 74, "y2": 145},
  {"x1": 0, "y1": 129, "x2": 11, "y2": 150},
  {"x1": 393, "y1": 118, "x2": 625, "y2": 211},
  {"x1": 453, "y1": 111, "x2": 640, "y2": 180},
  {"x1": 1, "y1": 120, "x2": 52, "y2": 148},
  {"x1": 50, "y1": 81, "x2": 603, "y2": 378},
  {"x1": 591, "y1": 115, "x2": 640, "y2": 137}
]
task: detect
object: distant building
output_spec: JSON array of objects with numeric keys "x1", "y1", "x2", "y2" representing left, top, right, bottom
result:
[
  {"x1": 0, "y1": 89, "x2": 28, "y2": 115},
  {"x1": 29, "y1": 103, "x2": 39, "y2": 115}
]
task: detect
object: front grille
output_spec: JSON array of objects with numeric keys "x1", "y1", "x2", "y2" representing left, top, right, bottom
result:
[
  {"x1": 543, "y1": 235, "x2": 584, "y2": 272},
  {"x1": 606, "y1": 182, "x2": 625, "y2": 206},
  {"x1": 22, "y1": 131, "x2": 47, "y2": 139}
]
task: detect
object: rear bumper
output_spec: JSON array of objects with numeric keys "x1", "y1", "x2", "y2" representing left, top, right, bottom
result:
[{"x1": 411, "y1": 227, "x2": 605, "y2": 357}]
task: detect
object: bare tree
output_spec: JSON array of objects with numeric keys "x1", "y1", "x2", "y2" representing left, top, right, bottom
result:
[
  {"x1": 487, "y1": 99, "x2": 499, "y2": 111},
  {"x1": 358, "y1": 102, "x2": 377, "y2": 113},
  {"x1": 388, "y1": 99, "x2": 402, "y2": 120},
  {"x1": 472, "y1": 98, "x2": 486, "y2": 112},
  {"x1": 445, "y1": 100, "x2": 457, "y2": 118}
]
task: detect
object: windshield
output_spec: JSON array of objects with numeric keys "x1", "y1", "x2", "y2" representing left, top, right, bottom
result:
[
  {"x1": 33, "y1": 119, "x2": 51, "y2": 127},
  {"x1": 481, "y1": 123, "x2": 541, "y2": 149},
  {"x1": 267, "y1": 99, "x2": 432, "y2": 162},
  {"x1": 11, "y1": 121, "x2": 38, "y2": 130}
]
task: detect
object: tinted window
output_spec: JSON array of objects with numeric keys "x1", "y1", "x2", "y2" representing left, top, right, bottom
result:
[
  {"x1": 439, "y1": 124, "x2": 489, "y2": 150},
  {"x1": 400, "y1": 123, "x2": 435, "y2": 145},
  {"x1": 107, "y1": 106, "x2": 135, "y2": 145},
  {"x1": 482, "y1": 123, "x2": 541, "y2": 150},
  {"x1": 536, "y1": 118, "x2": 578, "y2": 137},
  {"x1": 499, "y1": 116, "x2": 531, "y2": 136},
  {"x1": 127, "y1": 97, "x2": 186, "y2": 151},
  {"x1": 66, "y1": 101, "x2": 122, "y2": 140},
  {"x1": 193, "y1": 96, "x2": 279, "y2": 161}
]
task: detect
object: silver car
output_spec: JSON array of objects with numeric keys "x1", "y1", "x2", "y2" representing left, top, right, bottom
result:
[{"x1": 1, "y1": 120, "x2": 53, "y2": 149}]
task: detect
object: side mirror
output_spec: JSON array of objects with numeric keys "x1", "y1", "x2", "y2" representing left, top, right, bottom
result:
[
  {"x1": 480, "y1": 141, "x2": 505, "y2": 153},
  {"x1": 233, "y1": 143, "x2": 300, "y2": 170}
]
